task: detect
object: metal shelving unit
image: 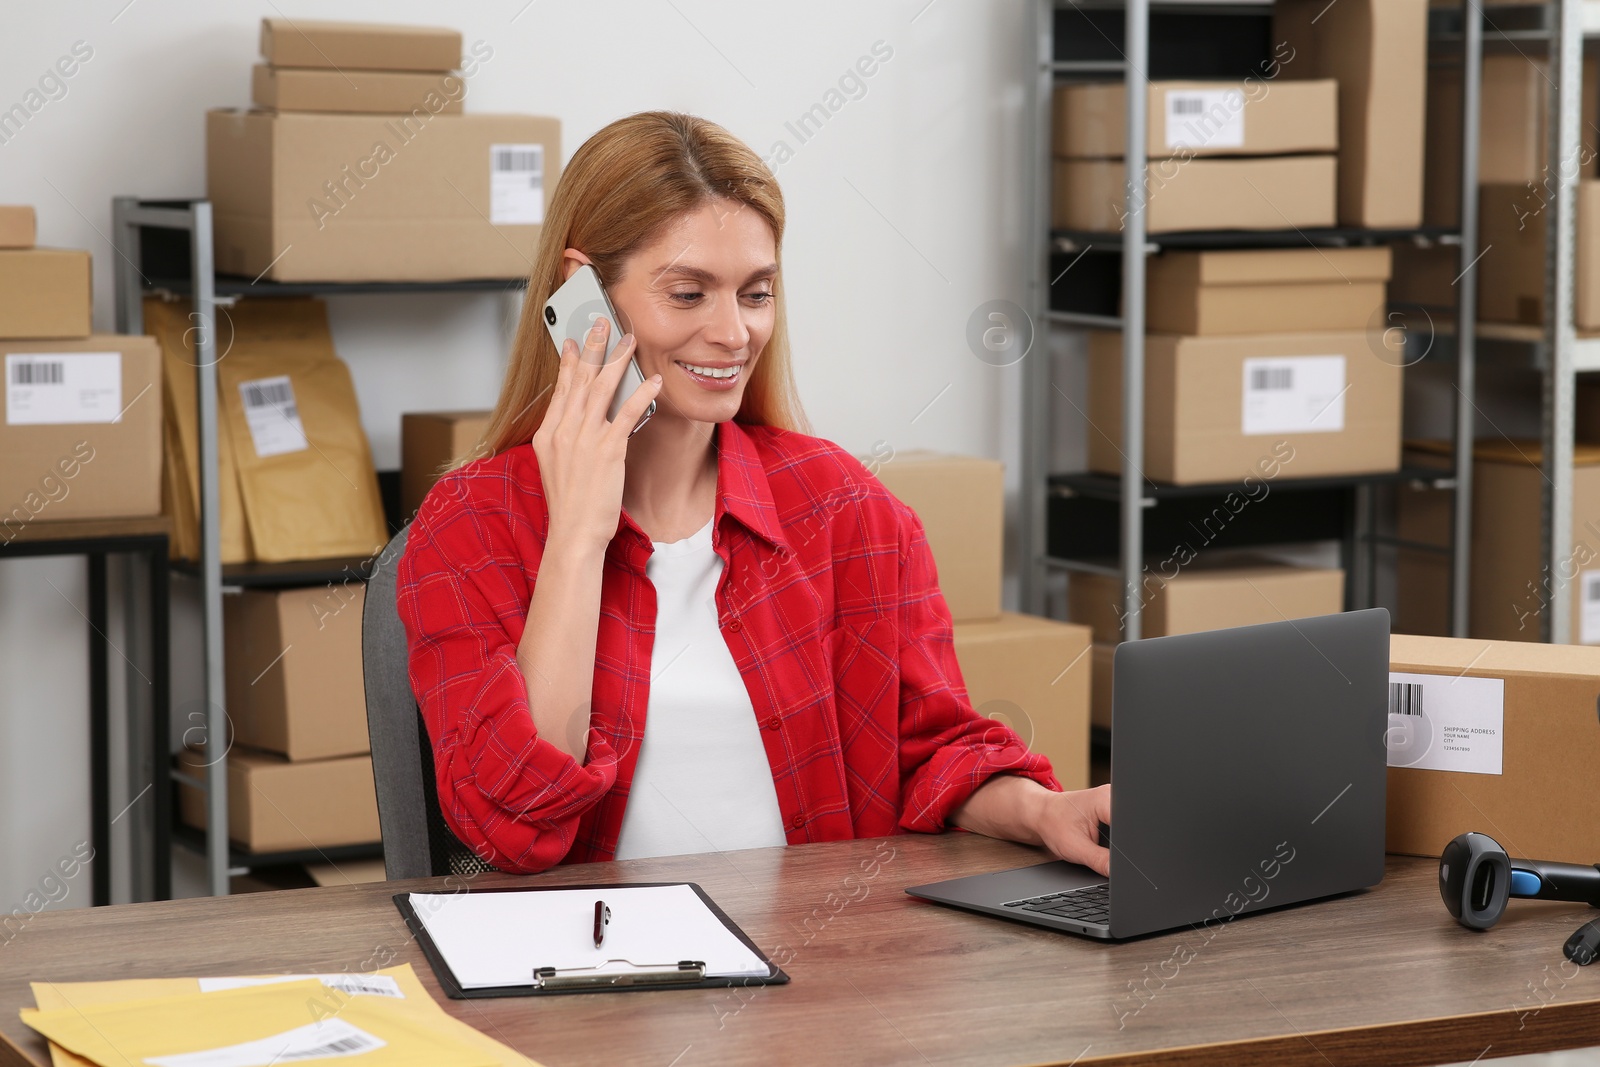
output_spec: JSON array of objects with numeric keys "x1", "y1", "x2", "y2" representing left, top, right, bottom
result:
[
  {"x1": 1021, "y1": 0, "x2": 1484, "y2": 643},
  {"x1": 112, "y1": 196, "x2": 525, "y2": 896}
]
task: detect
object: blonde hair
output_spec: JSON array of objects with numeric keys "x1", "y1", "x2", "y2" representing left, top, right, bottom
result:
[{"x1": 474, "y1": 111, "x2": 809, "y2": 462}]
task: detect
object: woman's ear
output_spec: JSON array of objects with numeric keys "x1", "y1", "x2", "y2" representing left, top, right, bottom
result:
[{"x1": 559, "y1": 247, "x2": 593, "y2": 283}]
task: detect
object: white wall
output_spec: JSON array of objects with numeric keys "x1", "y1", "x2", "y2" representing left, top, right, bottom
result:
[{"x1": 0, "y1": 1, "x2": 1039, "y2": 906}]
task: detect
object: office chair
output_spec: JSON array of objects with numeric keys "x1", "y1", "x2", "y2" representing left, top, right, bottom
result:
[{"x1": 362, "y1": 524, "x2": 497, "y2": 879}]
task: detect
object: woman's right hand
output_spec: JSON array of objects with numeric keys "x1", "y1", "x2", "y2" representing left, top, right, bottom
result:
[{"x1": 531, "y1": 317, "x2": 663, "y2": 554}]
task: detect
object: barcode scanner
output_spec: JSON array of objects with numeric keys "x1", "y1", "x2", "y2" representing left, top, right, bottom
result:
[{"x1": 1439, "y1": 833, "x2": 1600, "y2": 963}]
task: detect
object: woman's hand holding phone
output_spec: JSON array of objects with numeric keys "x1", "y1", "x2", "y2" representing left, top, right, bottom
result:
[{"x1": 531, "y1": 316, "x2": 663, "y2": 554}]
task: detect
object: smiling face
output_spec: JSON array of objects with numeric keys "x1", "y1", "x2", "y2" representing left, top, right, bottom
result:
[{"x1": 579, "y1": 198, "x2": 778, "y2": 427}]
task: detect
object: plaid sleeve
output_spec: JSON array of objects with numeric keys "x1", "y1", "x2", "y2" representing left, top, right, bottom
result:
[
  {"x1": 890, "y1": 500, "x2": 1060, "y2": 833},
  {"x1": 396, "y1": 493, "x2": 620, "y2": 873}
]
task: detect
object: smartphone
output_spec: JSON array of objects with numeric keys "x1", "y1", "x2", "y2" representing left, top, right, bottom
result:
[{"x1": 542, "y1": 264, "x2": 656, "y2": 436}]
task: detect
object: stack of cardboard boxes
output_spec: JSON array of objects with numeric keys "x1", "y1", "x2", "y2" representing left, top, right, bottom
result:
[
  {"x1": 0, "y1": 205, "x2": 163, "y2": 538},
  {"x1": 208, "y1": 19, "x2": 560, "y2": 283},
  {"x1": 865, "y1": 453, "x2": 1093, "y2": 790}
]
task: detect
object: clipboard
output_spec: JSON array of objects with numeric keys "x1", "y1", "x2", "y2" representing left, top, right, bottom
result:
[{"x1": 394, "y1": 882, "x2": 791, "y2": 998}]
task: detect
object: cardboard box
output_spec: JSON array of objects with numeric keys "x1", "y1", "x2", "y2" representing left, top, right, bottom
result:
[
  {"x1": 1052, "y1": 79, "x2": 1338, "y2": 159},
  {"x1": 1090, "y1": 643, "x2": 1114, "y2": 731},
  {"x1": 252, "y1": 65, "x2": 465, "y2": 115},
  {"x1": 176, "y1": 746, "x2": 380, "y2": 853},
  {"x1": 1053, "y1": 156, "x2": 1337, "y2": 233},
  {"x1": 1145, "y1": 247, "x2": 1391, "y2": 336},
  {"x1": 223, "y1": 584, "x2": 370, "y2": 762},
  {"x1": 1425, "y1": 55, "x2": 1599, "y2": 227},
  {"x1": 207, "y1": 110, "x2": 560, "y2": 282},
  {"x1": 1475, "y1": 181, "x2": 1600, "y2": 329},
  {"x1": 0, "y1": 250, "x2": 90, "y2": 338},
  {"x1": 0, "y1": 206, "x2": 35, "y2": 248},
  {"x1": 1387, "y1": 240, "x2": 1459, "y2": 311},
  {"x1": 1385, "y1": 634, "x2": 1600, "y2": 861},
  {"x1": 259, "y1": 18, "x2": 461, "y2": 72},
  {"x1": 1274, "y1": 0, "x2": 1428, "y2": 228},
  {"x1": 866, "y1": 451, "x2": 1002, "y2": 622},
  {"x1": 952, "y1": 613, "x2": 1092, "y2": 791},
  {"x1": 1393, "y1": 445, "x2": 1454, "y2": 639},
  {"x1": 1067, "y1": 558, "x2": 1345, "y2": 645},
  {"x1": 401, "y1": 410, "x2": 491, "y2": 516},
  {"x1": 1087, "y1": 330, "x2": 1404, "y2": 484},
  {"x1": 0, "y1": 336, "x2": 162, "y2": 533}
]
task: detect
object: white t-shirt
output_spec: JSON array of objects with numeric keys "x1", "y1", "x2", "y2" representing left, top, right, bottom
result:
[{"x1": 612, "y1": 517, "x2": 789, "y2": 860}]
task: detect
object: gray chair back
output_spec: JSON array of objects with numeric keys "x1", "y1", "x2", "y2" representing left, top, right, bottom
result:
[{"x1": 362, "y1": 524, "x2": 496, "y2": 879}]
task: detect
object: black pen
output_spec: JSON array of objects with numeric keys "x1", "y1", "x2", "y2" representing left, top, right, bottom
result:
[{"x1": 594, "y1": 900, "x2": 611, "y2": 949}]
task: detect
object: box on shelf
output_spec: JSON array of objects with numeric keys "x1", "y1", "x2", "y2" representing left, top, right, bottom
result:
[
  {"x1": 1274, "y1": 0, "x2": 1429, "y2": 228},
  {"x1": 1393, "y1": 444, "x2": 1454, "y2": 639},
  {"x1": 1086, "y1": 329, "x2": 1404, "y2": 484},
  {"x1": 223, "y1": 584, "x2": 370, "y2": 762},
  {"x1": 1387, "y1": 240, "x2": 1459, "y2": 311},
  {"x1": 1425, "y1": 55, "x2": 1599, "y2": 227},
  {"x1": 1145, "y1": 247, "x2": 1392, "y2": 336},
  {"x1": 176, "y1": 746, "x2": 381, "y2": 853},
  {"x1": 0, "y1": 206, "x2": 36, "y2": 249},
  {"x1": 1090, "y1": 643, "x2": 1114, "y2": 731},
  {"x1": 1475, "y1": 181, "x2": 1600, "y2": 329},
  {"x1": 251, "y1": 65, "x2": 465, "y2": 115},
  {"x1": 401, "y1": 410, "x2": 491, "y2": 517},
  {"x1": 951, "y1": 612, "x2": 1092, "y2": 791},
  {"x1": 0, "y1": 250, "x2": 90, "y2": 338},
  {"x1": 207, "y1": 109, "x2": 560, "y2": 282},
  {"x1": 863, "y1": 451, "x2": 1002, "y2": 622},
  {"x1": 1052, "y1": 79, "x2": 1338, "y2": 159},
  {"x1": 1386, "y1": 635, "x2": 1600, "y2": 861},
  {"x1": 1067, "y1": 557, "x2": 1345, "y2": 645},
  {"x1": 1053, "y1": 156, "x2": 1336, "y2": 233},
  {"x1": 1400, "y1": 439, "x2": 1600, "y2": 644},
  {"x1": 0, "y1": 336, "x2": 162, "y2": 531},
  {"x1": 259, "y1": 18, "x2": 461, "y2": 72}
]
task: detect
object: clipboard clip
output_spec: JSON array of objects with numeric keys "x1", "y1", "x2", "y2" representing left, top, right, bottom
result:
[{"x1": 531, "y1": 960, "x2": 708, "y2": 991}]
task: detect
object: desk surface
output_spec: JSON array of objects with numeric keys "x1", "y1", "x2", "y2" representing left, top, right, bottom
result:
[{"x1": 3, "y1": 834, "x2": 1599, "y2": 1067}]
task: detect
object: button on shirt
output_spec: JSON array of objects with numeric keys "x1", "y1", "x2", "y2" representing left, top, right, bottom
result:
[
  {"x1": 396, "y1": 419, "x2": 1059, "y2": 874},
  {"x1": 612, "y1": 517, "x2": 788, "y2": 860}
]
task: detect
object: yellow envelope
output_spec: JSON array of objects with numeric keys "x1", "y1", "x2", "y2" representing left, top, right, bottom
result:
[
  {"x1": 29, "y1": 966, "x2": 536, "y2": 1067},
  {"x1": 22, "y1": 978, "x2": 497, "y2": 1067}
]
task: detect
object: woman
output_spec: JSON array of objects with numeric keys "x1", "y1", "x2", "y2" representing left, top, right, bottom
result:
[{"x1": 397, "y1": 111, "x2": 1111, "y2": 876}]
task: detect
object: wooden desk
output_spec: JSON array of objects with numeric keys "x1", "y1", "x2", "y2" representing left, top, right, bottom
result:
[{"x1": 3, "y1": 834, "x2": 1599, "y2": 1067}]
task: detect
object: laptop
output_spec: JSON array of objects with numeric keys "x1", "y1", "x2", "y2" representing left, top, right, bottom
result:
[{"x1": 906, "y1": 608, "x2": 1390, "y2": 940}]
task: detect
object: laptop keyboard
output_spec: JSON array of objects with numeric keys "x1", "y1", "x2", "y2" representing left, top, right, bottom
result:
[{"x1": 1003, "y1": 882, "x2": 1110, "y2": 925}]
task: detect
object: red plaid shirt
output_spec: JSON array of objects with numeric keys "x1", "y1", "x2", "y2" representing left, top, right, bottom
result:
[{"x1": 396, "y1": 419, "x2": 1058, "y2": 873}]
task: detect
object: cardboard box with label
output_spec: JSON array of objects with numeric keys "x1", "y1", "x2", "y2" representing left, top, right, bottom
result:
[
  {"x1": 1425, "y1": 54, "x2": 1599, "y2": 227},
  {"x1": 1053, "y1": 156, "x2": 1337, "y2": 233},
  {"x1": 252, "y1": 65, "x2": 465, "y2": 115},
  {"x1": 1475, "y1": 181, "x2": 1600, "y2": 329},
  {"x1": 1401, "y1": 439, "x2": 1600, "y2": 644},
  {"x1": 224, "y1": 584, "x2": 370, "y2": 762},
  {"x1": 1385, "y1": 635, "x2": 1600, "y2": 861},
  {"x1": 1274, "y1": 0, "x2": 1429, "y2": 228},
  {"x1": 259, "y1": 18, "x2": 461, "y2": 72},
  {"x1": 1068, "y1": 558, "x2": 1345, "y2": 645},
  {"x1": 1145, "y1": 247, "x2": 1391, "y2": 336},
  {"x1": 0, "y1": 249, "x2": 90, "y2": 339},
  {"x1": 0, "y1": 336, "x2": 162, "y2": 533},
  {"x1": 176, "y1": 746, "x2": 381, "y2": 853},
  {"x1": 207, "y1": 109, "x2": 560, "y2": 282},
  {"x1": 0, "y1": 206, "x2": 36, "y2": 249},
  {"x1": 863, "y1": 451, "x2": 1002, "y2": 622},
  {"x1": 1052, "y1": 80, "x2": 1338, "y2": 159},
  {"x1": 1087, "y1": 329, "x2": 1404, "y2": 484},
  {"x1": 952, "y1": 612, "x2": 1092, "y2": 791},
  {"x1": 401, "y1": 409, "x2": 491, "y2": 517}
]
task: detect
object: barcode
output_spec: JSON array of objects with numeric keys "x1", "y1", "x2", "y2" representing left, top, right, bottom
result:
[
  {"x1": 494, "y1": 147, "x2": 541, "y2": 172},
  {"x1": 1249, "y1": 367, "x2": 1294, "y2": 391},
  {"x1": 241, "y1": 380, "x2": 293, "y2": 408},
  {"x1": 281, "y1": 1034, "x2": 380, "y2": 1060},
  {"x1": 1170, "y1": 96, "x2": 1205, "y2": 115},
  {"x1": 11, "y1": 360, "x2": 64, "y2": 385},
  {"x1": 329, "y1": 979, "x2": 402, "y2": 998},
  {"x1": 1389, "y1": 681, "x2": 1424, "y2": 717}
]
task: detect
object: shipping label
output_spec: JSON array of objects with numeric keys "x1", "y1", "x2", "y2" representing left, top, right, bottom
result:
[
  {"x1": 1385, "y1": 670, "x2": 1504, "y2": 776},
  {"x1": 1241, "y1": 355, "x2": 1346, "y2": 435},
  {"x1": 238, "y1": 375, "x2": 308, "y2": 458},
  {"x1": 1164, "y1": 88, "x2": 1245, "y2": 150},
  {"x1": 5, "y1": 352, "x2": 121, "y2": 425},
  {"x1": 490, "y1": 142, "x2": 545, "y2": 225}
]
